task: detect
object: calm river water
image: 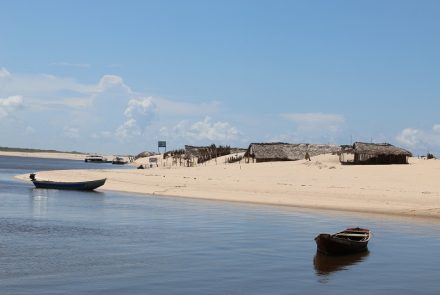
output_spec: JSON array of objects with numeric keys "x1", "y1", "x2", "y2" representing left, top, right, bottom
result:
[{"x1": 1, "y1": 156, "x2": 440, "y2": 294}]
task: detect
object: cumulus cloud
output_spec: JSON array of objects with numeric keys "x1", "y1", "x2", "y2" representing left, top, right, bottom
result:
[
  {"x1": 397, "y1": 125, "x2": 440, "y2": 152},
  {"x1": 115, "y1": 118, "x2": 141, "y2": 139},
  {"x1": 96, "y1": 75, "x2": 132, "y2": 94},
  {"x1": 162, "y1": 116, "x2": 239, "y2": 142},
  {"x1": 0, "y1": 95, "x2": 24, "y2": 119},
  {"x1": 396, "y1": 128, "x2": 421, "y2": 146},
  {"x1": 124, "y1": 97, "x2": 155, "y2": 118},
  {"x1": 114, "y1": 97, "x2": 156, "y2": 141},
  {"x1": 0, "y1": 67, "x2": 232, "y2": 152}
]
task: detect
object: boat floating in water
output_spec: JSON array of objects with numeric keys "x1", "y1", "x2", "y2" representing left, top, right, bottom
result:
[
  {"x1": 29, "y1": 173, "x2": 106, "y2": 191},
  {"x1": 84, "y1": 155, "x2": 108, "y2": 163},
  {"x1": 111, "y1": 156, "x2": 128, "y2": 165},
  {"x1": 314, "y1": 227, "x2": 371, "y2": 256}
]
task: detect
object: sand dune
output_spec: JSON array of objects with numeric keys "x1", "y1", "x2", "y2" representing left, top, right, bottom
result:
[{"x1": 15, "y1": 153, "x2": 440, "y2": 219}]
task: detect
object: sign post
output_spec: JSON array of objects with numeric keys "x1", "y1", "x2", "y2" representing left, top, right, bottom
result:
[{"x1": 158, "y1": 141, "x2": 166, "y2": 153}]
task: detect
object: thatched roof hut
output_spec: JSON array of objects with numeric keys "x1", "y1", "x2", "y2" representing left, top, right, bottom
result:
[
  {"x1": 339, "y1": 142, "x2": 412, "y2": 165},
  {"x1": 244, "y1": 143, "x2": 340, "y2": 163}
]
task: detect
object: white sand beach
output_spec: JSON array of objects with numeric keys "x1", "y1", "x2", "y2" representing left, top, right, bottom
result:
[{"x1": 14, "y1": 153, "x2": 440, "y2": 219}]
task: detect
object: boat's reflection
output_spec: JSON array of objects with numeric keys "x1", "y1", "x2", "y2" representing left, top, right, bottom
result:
[
  {"x1": 30, "y1": 188, "x2": 104, "y2": 217},
  {"x1": 30, "y1": 188, "x2": 53, "y2": 217},
  {"x1": 314, "y1": 250, "x2": 370, "y2": 278}
]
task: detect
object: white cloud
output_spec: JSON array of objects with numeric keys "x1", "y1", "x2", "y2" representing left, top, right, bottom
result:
[
  {"x1": 0, "y1": 67, "x2": 234, "y2": 152},
  {"x1": 113, "y1": 97, "x2": 156, "y2": 141},
  {"x1": 0, "y1": 67, "x2": 11, "y2": 78},
  {"x1": 0, "y1": 95, "x2": 24, "y2": 119},
  {"x1": 163, "y1": 116, "x2": 239, "y2": 142},
  {"x1": 62, "y1": 97, "x2": 93, "y2": 108},
  {"x1": 115, "y1": 118, "x2": 141, "y2": 140},
  {"x1": 124, "y1": 97, "x2": 155, "y2": 118},
  {"x1": 96, "y1": 75, "x2": 132, "y2": 94},
  {"x1": 396, "y1": 128, "x2": 421, "y2": 146},
  {"x1": 0, "y1": 73, "x2": 96, "y2": 101},
  {"x1": 396, "y1": 125, "x2": 440, "y2": 152}
]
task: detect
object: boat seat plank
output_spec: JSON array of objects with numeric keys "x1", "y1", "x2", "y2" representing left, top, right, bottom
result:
[{"x1": 334, "y1": 233, "x2": 368, "y2": 237}]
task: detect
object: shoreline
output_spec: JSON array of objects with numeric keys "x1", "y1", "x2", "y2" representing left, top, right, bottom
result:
[
  {"x1": 0, "y1": 150, "x2": 86, "y2": 161},
  {"x1": 15, "y1": 153, "x2": 440, "y2": 220},
  {"x1": 0, "y1": 150, "x2": 119, "y2": 162}
]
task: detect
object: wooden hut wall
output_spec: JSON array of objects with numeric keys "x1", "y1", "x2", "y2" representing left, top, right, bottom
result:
[
  {"x1": 339, "y1": 152, "x2": 354, "y2": 164},
  {"x1": 354, "y1": 153, "x2": 409, "y2": 164},
  {"x1": 339, "y1": 142, "x2": 411, "y2": 165}
]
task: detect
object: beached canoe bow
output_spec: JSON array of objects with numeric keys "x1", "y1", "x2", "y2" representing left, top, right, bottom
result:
[
  {"x1": 29, "y1": 173, "x2": 106, "y2": 191},
  {"x1": 314, "y1": 227, "x2": 371, "y2": 256}
]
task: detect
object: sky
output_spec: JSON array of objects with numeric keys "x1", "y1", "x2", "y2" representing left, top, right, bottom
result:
[{"x1": 0, "y1": 0, "x2": 439, "y2": 155}]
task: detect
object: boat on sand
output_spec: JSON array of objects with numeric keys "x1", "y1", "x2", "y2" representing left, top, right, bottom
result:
[
  {"x1": 314, "y1": 227, "x2": 371, "y2": 256},
  {"x1": 29, "y1": 173, "x2": 106, "y2": 191}
]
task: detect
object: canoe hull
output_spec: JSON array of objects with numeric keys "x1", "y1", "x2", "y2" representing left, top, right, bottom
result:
[
  {"x1": 32, "y1": 178, "x2": 106, "y2": 191},
  {"x1": 315, "y1": 228, "x2": 371, "y2": 256}
]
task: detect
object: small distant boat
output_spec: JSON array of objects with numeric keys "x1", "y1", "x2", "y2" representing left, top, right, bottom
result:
[
  {"x1": 29, "y1": 173, "x2": 106, "y2": 191},
  {"x1": 84, "y1": 155, "x2": 108, "y2": 163},
  {"x1": 112, "y1": 156, "x2": 128, "y2": 165},
  {"x1": 315, "y1": 227, "x2": 371, "y2": 256}
]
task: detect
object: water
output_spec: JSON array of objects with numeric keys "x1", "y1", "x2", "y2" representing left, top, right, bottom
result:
[{"x1": 1, "y1": 156, "x2": 440, "y2": 294}]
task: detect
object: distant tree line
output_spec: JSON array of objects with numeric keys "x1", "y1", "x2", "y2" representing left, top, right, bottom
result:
[{"x1": 0, "y1": 146, "x2": 84, "y2": 154}]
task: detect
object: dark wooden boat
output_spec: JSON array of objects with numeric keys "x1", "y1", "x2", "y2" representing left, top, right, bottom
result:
[
  {"x1": 84, "y1": 155, "x2": 108, "y2": 163},
  {"x1": 314, "y1": 227, "x2": 371, "y2": 256},
  {"x1": 111, "y1": 156, "x2": 128, "y2": 165},
  {"x1": 29, "y1": 174, "x2": 106, "y2": 191}
]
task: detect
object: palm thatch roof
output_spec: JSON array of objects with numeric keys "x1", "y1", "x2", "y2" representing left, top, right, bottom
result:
[
  {"x1": 244, "y1": 143, "x2": 341, "y2": 162},
  {"x1": 345, "y1": 142, "x2": 412, "y2": 156}
]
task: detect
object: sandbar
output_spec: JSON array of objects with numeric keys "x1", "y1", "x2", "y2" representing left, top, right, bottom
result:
[{"x1": 14, "y1": 153, "x2": 440, "y2": 219}]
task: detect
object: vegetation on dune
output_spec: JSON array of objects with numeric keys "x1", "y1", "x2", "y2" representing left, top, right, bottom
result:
[{"x1": 0, "y1": 146, "x2": 84, "y2": 154}]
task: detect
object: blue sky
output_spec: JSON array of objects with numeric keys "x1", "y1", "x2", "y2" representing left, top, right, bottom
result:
[{"x1": 1, "y1": 0, "x2": 439, "y2": 155}]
